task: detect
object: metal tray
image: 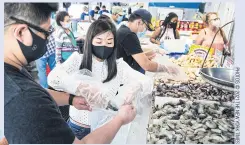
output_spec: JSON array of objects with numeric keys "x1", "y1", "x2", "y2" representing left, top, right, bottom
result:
[{"x1": 199, "y1": 68, "x2": 234, "y2": 88}]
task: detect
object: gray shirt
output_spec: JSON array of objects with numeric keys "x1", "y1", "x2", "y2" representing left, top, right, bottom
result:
[{"x1": 4, "y1": 63, "x2": 75, "y2": 144}]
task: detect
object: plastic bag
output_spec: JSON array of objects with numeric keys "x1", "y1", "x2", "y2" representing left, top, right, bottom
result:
[
  {"x1": 89, "y1": 80, "x2": 153, "y2": 144},
  {"x1": 72, "y1": 69, "x2": 110, "y2": 108}
]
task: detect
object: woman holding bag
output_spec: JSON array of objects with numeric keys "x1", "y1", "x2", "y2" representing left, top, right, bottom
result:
[{"x1": 48, "y1": 19, "x2": 153, "y2": 140}]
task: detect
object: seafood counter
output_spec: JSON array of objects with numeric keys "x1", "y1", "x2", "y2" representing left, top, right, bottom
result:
[
  {"x1": 145, "y1": 54, "x2": 234, "y2": 144},
  {"x1": 153, "y1": 79, "x2": 234, "y2": 102},
  {"x1": 148, "y1": 98, "x2": 234, "y2": 144}
]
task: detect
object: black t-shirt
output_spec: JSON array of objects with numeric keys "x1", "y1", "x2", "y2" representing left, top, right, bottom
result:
[
  {"x1": 117, "y1": 25, "x2": 144, "y2": 73},
  {"x1": 4, "y1": 63, "x2": 75, "y2": 144}
]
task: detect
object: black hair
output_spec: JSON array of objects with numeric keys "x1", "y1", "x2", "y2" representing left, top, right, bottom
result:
[
  {"x1": 98, "y1": 14, "x2": 111, "y2": 21},
  {"x1": 95, "y1": 6, "x2": 100, "y2": 11},
  {"x1": 128, "y1": 13, "x2": 142, "y2": 22},
  {"x1": 56, "y1": 11, "x2": 69, "y2": 26},
  {"x1": 80, "y1": 20, "x2": 117, "y2": 83},
  {"x1": 4, "y1": 3, "x2": 58, "y2": 26},
  {"x1": 159, "y1": 12, "x2": 178, "y2": 39},
  {"x1": 98, "y1": 14, "x2": 112, "y2": 22},
  {"x1": 102, "y1": 5, "x2": 106, "y2": 9}
]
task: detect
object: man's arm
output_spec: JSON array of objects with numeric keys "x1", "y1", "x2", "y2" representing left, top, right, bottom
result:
[
  {"x1": 73, "y1": 116, "x2": 122, "y2": 144},
  {"x1": 132, "y1": 52, "x2": 158, "y2": 72},
  {"x1": 121, "y1": 34, "x2": 159, "y2": 72},
  {"x1": 5, "y1": 89, "x2": 76, "y2": 144},
  {"x1": 47, "y1": 89, "x2": 91, "y2": 111},
  {"x1": 47, "y1": 89, "x2": 69, "y2": 106},
  {"x1": 73, "y1": 105, "x2": 136, "y2": 144}
]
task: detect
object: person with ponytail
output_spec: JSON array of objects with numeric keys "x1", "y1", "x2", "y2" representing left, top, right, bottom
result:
[{"x1": 150, "y1": 12, "x2": 180, "y2": 45}]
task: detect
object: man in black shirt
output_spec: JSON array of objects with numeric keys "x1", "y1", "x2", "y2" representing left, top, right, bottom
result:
[
  {"x1": 117, "y1": 9, "x2": 180, "y2": 75},
  {"x1": 4, "y1": 3, "x2": 136, "y2": 144}
]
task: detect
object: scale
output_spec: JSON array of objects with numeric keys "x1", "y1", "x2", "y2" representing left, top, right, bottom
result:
[
  {"x1": 198, "y1": 21, "x2": 235, "y2": 92},
  {"x1": 199, "y1": 68, "x2": 234, "y2": 92}
]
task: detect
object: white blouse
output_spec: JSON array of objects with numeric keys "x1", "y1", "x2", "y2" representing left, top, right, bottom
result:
[{"x1": 48, "y1": 52, "x2": 153, "y2": 127}]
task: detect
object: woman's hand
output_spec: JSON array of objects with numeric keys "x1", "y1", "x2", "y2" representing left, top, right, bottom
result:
[
  {"x1": 76, "y1": 82, "x2": 108, "y2": 108},
  {"x1": 72, "y1": 96, "x2": 92, "y2": 111}
]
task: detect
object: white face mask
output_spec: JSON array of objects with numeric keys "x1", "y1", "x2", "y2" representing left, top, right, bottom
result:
[
  {"x1": 212, "y1": 20, "x2": 221, "y2": 28},
  {"x1": 61, "y1": 21, "x2": 71, "y2": 29}
]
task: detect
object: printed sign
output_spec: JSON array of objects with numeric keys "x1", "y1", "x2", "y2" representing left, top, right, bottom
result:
[{"x1": 189, "y1": 44, "x2": 215, "y2": 59}]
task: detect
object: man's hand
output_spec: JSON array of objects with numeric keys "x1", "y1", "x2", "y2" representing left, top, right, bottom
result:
[
  {"x1": 156, "y1": 64, "x2": 168, "y2": 72},
  {"x1": 157, "y1": 64, "x2": 180, "y2": 76},
  {"x1": 0, "y1": 137, "x2": 9, "y2": 145},
  {"x1": 166, "y1": 66, "x2": 180, "y2": 76},
  {"x1": 115, "y1": 104, "x2": 136, "y2": 125},
  {"x1": 73, "y1": 96, "x2": 92, "y2": 111}
]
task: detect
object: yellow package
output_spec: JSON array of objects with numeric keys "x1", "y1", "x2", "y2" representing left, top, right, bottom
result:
[{"x1": 188, "y1": 44, "x2": 215, "y2": 58}]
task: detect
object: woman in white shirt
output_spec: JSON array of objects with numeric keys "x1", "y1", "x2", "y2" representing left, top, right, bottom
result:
[
  {"x1": 48, "y1": 19, "x2": 153, "y2": 141},
  {"x1": 150, "y1": 12, "x2": 180, "y2": 45}
]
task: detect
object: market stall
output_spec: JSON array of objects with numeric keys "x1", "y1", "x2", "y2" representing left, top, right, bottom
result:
[
  {"x1": 136, "y1": 15, "x2": 235, "y2": 143},
  {"x1": 142, "y1": 37, "x2": 234, "y2": 144},
  {"x1": 42, "y1": 2, "x2": 235, "y2": 144}
]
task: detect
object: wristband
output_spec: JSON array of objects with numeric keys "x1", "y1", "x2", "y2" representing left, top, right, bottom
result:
[{"x1": 69, "y1": 94, "x2": 76, "y2": 105}]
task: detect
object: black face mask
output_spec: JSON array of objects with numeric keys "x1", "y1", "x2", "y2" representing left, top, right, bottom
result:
[
  {"x1": 169, "y1": 22, "x2": 177, "y2": 28},
  {"x1": 92, "y1": 45, "x2": 113, "y2": 60},
  {"x1": 17, "y1": 28, "x2": 48, "y2": 63}
]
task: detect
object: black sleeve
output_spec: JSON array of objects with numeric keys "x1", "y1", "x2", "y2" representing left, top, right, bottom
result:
[
  {"x1": 121, "y1": 33, "x2": 143, "y2": 56},
  {"x1": 4, "y1": 89, "x2": 75, "y2": 144}
]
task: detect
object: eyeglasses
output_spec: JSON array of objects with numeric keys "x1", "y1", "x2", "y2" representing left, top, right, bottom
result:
[
  {"x1": 134, "y1": 14, "x2": 154, "y2": 31},
  {"x1": 118, "y1": 14, "x2": 123, "y2": 17},
  {"x1": 9, "y1": 16, "x2": 52, "y2": 39}
]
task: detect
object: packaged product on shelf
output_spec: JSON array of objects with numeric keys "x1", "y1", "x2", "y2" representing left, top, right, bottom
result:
[{"x1": 188, "y1": 44, "x2": 215, "y2": 58}]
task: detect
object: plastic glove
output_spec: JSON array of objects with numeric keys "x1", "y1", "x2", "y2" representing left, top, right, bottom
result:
[
  {"x1": 75, "y1": 82, "x2": 108, "y2": 108},
  {"x1": 156, "y1": 64, "x2": 180, "y2": 76},
  {"x1": 165, "y1": 66, "x2": 180, "y2": 76},
  {"x1": 156, "y1": 63, "x2": 168, "y2": 72},
  {"x1": 124, "y1": 83, "x2": 143, "y2": 104},
  {"x1": 153, "y1": 49, "x2": 165, "y2": 56},
  {"x1": 108, "y1": 83, "x2": 142, "y2": 109}
]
